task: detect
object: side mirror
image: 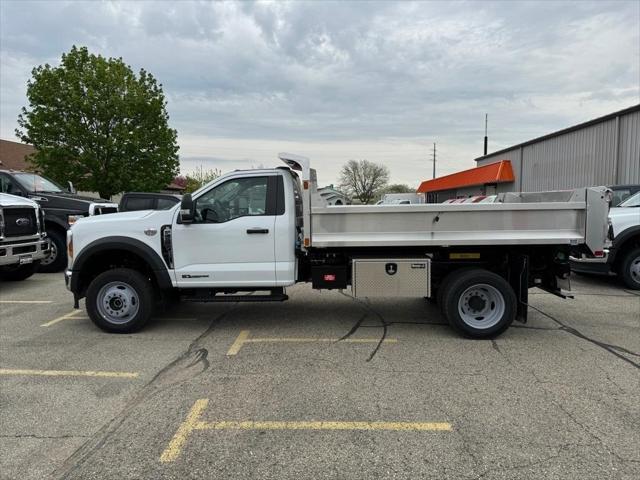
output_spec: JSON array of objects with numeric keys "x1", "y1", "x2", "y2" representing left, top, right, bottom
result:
[
  {"x1": 67, "y1": 181, "x2": 76, "y2": 194},
  {"x1": 179, "y1": 193, "x2": 194, "y2": 223}
]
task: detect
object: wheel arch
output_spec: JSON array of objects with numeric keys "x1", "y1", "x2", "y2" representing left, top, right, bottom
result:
[
  {"x1": 70, "y1": 236, "x2": 173, "y2": 298},
  {"x1": 610, "y1": 227, "x2": 640, "y2": 267}
]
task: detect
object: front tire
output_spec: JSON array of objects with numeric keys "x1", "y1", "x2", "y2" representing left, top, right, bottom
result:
[
  {"x1": 0, "y1": 261, "x2": 40, "y2": 281},
  {"x1": 618, "y1": 247, "x2": 640, "y2": 290},
  {"x1": 39, "y1": 229, "x2": 67, "y2": 273},
  {"x1": 86, "y1": 268, "x2": 154, "y2": 333},
  {"x1": 442, "y1": 269, "x2": 517, "y2": 339}
]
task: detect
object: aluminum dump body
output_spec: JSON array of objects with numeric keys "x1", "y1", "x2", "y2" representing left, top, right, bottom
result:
[{"x1": 310, "y1": 188, "x2": 610, "y2": 254}]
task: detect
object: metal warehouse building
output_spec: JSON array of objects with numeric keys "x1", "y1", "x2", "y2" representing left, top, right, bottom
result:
[{"x1": 419, "y1": 104, "x2": 640, "y2": 202}]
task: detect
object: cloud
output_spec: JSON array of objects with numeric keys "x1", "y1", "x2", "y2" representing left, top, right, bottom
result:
[{"x1": 1, "y1": 0, "x2": 638, "y2": 186}]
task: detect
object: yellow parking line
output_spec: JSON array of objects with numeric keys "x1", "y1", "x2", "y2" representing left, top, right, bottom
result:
[
  {"x1": 0, "y1": 368, "x2": 138, "y2": 378},
  {"x1": 0, "y1": 300, "x2": 53, "y2": 304},
  {"x1": 41, "y1": 310, "x2": 85, "y2": 327},
  {"x1": 226, "y1": 330, "x2": 397, "y2": 356},
  {"x1": 160, "y1": 399, "x2": 451, "y2": 462},
  {"x1": 160, "y1": 399, "x2": 210, "y2": 462}
]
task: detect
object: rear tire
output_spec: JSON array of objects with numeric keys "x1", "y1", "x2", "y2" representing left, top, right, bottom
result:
[
  {"x1": 0, "y1": 261, "x2": 40, "y2": 281},
  {"x1": 86, "y1": 268, "x2": 153, "y2": 333},
  {"x1": 443, "y1": 269, "x2": 516, "y2": 339},
  {"x1": 39, "y1": 229, "x2": 67, "y2": 273},
  {"x1": 618, "y1": 247, "x2": 640, "y2": 290}
]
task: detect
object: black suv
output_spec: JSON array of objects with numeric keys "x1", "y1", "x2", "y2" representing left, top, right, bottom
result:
[{"x1": 0, "y1": 170, "x2": 118, "y2": 272}]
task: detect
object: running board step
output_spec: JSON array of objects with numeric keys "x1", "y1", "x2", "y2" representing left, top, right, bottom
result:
[{"x1": 183, "y1": 294, "x2": 288, "y2": 303}]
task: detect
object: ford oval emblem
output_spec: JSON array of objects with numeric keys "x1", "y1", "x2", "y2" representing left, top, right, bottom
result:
[{"x1": 16, "y1": 217, "x2": 31, "y2": 227}]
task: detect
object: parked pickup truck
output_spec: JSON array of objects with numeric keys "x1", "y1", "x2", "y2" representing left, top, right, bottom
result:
[
  {"x1": 0, "y1": 170, "x2": 118, "y2": 272},
  {"x1": 0, "y1": 193, "x2": 50, "y2": 281},
  {"x1": 65, "y1": 153, "x2": 611, "y2": 338},
  {"x1": 571, "y1": 191, "x2": 640, "y2": 289}
]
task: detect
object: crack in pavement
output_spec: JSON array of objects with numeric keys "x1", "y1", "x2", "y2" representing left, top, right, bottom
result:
[
  {"x1": 527, "y1": 304, "x2": 640, "y2": 369},
  {"x1": 52, "y1": 305, "x2": 239, "y2": 479}
]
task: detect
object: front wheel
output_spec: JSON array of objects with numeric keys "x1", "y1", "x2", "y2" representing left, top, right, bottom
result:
[
  {"x1": 86, "y1": 268, "x2": 154, "y2": 333},
  {"x1": 442, "y1": 269, "x2": 517, "y2": 339},
  {"x1": 618, "y1": 247, "x2": 640, "y2": 290},
  {"x1": 39, "y1": 229, "x2": 67, "y2": 273}
]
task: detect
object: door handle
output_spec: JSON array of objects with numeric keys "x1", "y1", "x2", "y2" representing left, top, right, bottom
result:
[{"x1": 246, "y1": 228, "x2": 269, "y2": 234}]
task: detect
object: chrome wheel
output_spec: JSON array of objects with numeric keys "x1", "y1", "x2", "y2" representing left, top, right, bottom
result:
[
  {"x1": 630, "y1": 255, "x2": 640, "y2": 283},
  {"x1": 457, "y1": 283, "x2": 505, "y2": 329},
  {"x1": 96, "y1": 281, "x2": 140, "y2": 325},
  {"x1": 41, "y1": 241, "x2": 57, "y2": 266}
]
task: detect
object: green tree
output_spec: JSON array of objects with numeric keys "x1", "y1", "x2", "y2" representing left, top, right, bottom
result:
[
  {"x1": 339, "y1": 159, "x2": 389, "y2": 204},
  {"x1": 183, "y1": 167, "x2": 222, "y2": 193},
  {"x1": 16, "y1": 46, "x2": 179, "y2": 199}
]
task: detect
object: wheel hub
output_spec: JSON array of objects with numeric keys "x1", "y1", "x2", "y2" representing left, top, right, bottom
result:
[
  {"x1": 96, "y1": 282, "x2": 139, "y2": 324},
  {"x1": 631, "y1": 256, "x2": 640, "y2": 282},
  {"x1": 41, "y1": 241, "x2": 57, "y2": 266},
  {"x1": 458, "y1": 283, "x2": 506, "y2": 329}
]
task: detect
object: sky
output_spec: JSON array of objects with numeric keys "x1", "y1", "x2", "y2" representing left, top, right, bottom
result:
[{"x1": 1, "y1": 0, "x2": 638, "y2": 188}]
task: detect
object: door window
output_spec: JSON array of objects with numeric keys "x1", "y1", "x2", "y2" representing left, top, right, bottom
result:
[
  {"x1": 194, "y1": 176, "x2": 269, "y2": 223},
  {"x1": 125, "y1": 197, "x2": 155, "y2": 211},
  {"x1": 157, "y1": 197, "x2": 178, "y2": 210},
  {"x1": 0, "y1": 174, "x2": 22, "y2": 195}
]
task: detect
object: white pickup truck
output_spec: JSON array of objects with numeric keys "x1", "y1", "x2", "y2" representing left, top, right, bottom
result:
[
  {"x1": 1, "y1": 193, "x2": 50, "y2": 280},
  {"x1": 65, "y1": 154, "x2": 611, "y2": 338}
]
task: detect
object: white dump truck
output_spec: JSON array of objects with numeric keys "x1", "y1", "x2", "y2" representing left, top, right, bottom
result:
[{"x1": 65, "y1": 154, "x2": 611, "y2": 338}]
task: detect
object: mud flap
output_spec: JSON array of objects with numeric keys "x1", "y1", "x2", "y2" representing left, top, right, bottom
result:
[{"x1": 508, "y1": 253, "x2": 529, "y2": 323}]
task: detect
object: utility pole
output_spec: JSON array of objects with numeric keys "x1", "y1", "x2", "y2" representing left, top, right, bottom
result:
[
  {"x1": 483, "y1": 114, "x2": 488, "y2": 156},
  {"x1": 432, "y1": 142, "x2": 436, "y2": 179}
]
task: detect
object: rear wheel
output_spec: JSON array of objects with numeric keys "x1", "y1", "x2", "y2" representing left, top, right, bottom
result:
[
  {"x1": 618, "y1": 247, "x2": 640, "y2": 290},
  {"x1": 442, "y1": 269, "x2": 516, "y2": 339},
  {"x1": 39, "y1": 229, "x2": 67, "y2": 273},
  {"x1": 86, "y1": 268, "x2": 154, "y2": 333},
  {"x1": 0, "y1": 261, "x2": 40, "y2": 281}
]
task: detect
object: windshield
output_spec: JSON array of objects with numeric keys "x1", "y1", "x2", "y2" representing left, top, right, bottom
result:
[
  {"x1": 13, "y1": 172, "x2": 65, "y2": 193},
  {"x1": 617, "y1": 191, "x2": 640, "y2": 207}
]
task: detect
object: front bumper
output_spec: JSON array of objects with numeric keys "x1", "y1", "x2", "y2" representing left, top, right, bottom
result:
[{"x1": 0, "y1": 237, "x2": 50, "y2": 267}]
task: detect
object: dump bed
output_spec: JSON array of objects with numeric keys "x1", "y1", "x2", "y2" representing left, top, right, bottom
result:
[
  {"x1": 310, "y1": 188, "x2": 609, "y2": 254},
  {"x1": 278, "y1": 153, "x2": 610, "y2": 256}
]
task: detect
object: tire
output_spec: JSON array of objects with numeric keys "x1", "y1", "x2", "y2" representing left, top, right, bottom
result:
[
  {"x1": 86, "y1": 268, "x2": 154, "y2": 333},
  {"x1": 39, "y1": 229, "x2": 67, "y2": 273},
  {"x1": 0, "y1": 261, "x2": 40, "y2": 281},
  {"x1": 443, "y1": 268, "x2": 517, "y2": 339},
  {"x1": 436, "y1": 271, "x2": 458, "y2": 316},
  {"x1": 618, "y1": 247, "x2": 640, "y2": 290}
]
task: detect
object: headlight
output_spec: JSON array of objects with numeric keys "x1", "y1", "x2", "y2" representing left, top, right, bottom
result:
[
  {"x1": 67, "y1": 214, "x2": 84, "y2": 225},
  {"x1": 67, "y1": 231, "x2": 73, "y2": 264}
]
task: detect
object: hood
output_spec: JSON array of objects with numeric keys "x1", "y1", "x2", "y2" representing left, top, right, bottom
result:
[
  {"x1": 0, "y1": 192, "x2": 38, "y2": 208},
  {"x1": 74, "y1": 209, "x2": 156, "y2": 225},
  {"x1": 30, "y1": 192, "x2": 111, "y2": 202},
  {"x1": 28, "y1": 192, "x2": 116, "y2": 214}
]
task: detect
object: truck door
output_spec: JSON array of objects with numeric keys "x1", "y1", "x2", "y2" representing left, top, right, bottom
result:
[{"x1": 172, "y1": 175, "x2": 278, "y2": 287}]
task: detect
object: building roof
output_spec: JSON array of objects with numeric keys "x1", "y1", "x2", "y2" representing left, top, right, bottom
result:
[
  {"x1": 417, "y1": 160, "x2": 514, "y2": 193},
  {"x1": 474, "y1": 103, "x2": 640, "y2": 162},
  {"x1": 0, "y1": 139, "x2": 36, "y2": 170}
]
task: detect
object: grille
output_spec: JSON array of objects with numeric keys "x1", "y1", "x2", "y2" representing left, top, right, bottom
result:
[{"x1": 2, "y1": 208, "x2": 38, "y2": 237}]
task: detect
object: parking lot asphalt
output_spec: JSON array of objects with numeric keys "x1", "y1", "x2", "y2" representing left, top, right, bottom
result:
[{"x1": 1, "y1": 273, "x2": 638, "y2": 479}]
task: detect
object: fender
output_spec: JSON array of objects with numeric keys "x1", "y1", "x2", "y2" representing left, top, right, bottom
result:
[
  {"x1": 609, "y1": 225, "x2": 640, "y2": 264},
  {"x1": 45, "y1": 216, "x2": 69, "y2": 231},
  {"x1": 70, "y1": 236, "x2": 173, "y2": 294}
]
